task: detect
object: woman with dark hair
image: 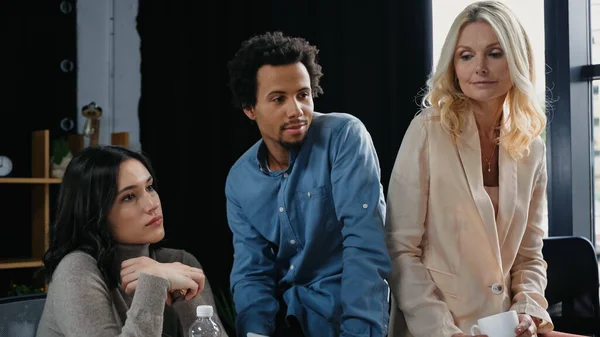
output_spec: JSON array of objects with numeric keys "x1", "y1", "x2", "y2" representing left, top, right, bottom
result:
[{"x1": 36, "y1": 145, "x2": 227, "y2": 337}]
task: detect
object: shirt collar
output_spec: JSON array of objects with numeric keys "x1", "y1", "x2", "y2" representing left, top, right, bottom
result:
[{"x1": 256, "y1": 140, "x2": 299, "y2": 176}]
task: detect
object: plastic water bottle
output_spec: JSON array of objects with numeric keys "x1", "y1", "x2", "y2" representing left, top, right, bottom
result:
[{"x1": 188, "y1": 305, "x2": 222, "y2": 337}]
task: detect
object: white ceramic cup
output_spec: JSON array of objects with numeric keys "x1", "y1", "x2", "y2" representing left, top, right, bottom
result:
[{"x1": 470, "y1": 310, "x2": 519, "y2": 337}]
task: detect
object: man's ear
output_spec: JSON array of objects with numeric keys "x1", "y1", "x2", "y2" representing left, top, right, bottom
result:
[{"x1": 243, "y1": 107, "x2": 256, "y2": 120}]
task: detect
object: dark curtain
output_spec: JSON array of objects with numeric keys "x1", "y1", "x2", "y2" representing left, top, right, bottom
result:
[
  {"x1": 0, "y1": 0, "x2": 77, "y2": 296},
  {"x1": 137, "y1": 0, "x2": 432, "y2": 297}
]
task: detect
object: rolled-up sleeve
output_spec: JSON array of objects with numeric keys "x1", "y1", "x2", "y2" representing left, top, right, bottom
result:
[{"x1": 330, "y1": 119, "x2": 392, "y2": 337}]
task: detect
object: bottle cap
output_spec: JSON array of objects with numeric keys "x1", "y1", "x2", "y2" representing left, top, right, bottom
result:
[{"x1": 196, "y1": 305, "x2": 214, "y2": 317}]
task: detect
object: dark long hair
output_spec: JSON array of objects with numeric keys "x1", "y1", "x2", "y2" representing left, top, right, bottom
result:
[{"x1": 42, "y1": 145, "x2": 158, "y2": 289}]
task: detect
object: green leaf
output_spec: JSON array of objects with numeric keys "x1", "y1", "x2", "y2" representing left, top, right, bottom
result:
[
  {"x1": 51, "y1": 138, "x2": 71, "y2": 165},
  {"x1": 7, "y1": 280, "x2": 45, "y2": 297}
]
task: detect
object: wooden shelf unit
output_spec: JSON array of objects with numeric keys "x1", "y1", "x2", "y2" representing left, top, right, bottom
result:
[
  {"x1": 0, "y1": 130, "x2": 60, "y2": 270},
  {"x1": 0, "y1": 130, "x2": 130, "y2": 272},
  {"x1": 0, "y1": 258, "x2": 44, "y2": 270},
  {"x1": 0, "y1": 178, "x2": 61, "y2": 184}
]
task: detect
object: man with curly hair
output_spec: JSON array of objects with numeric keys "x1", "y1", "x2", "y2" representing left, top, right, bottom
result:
[{"x1": 225, "y1": 31, "x2": 392, "y2": 337}]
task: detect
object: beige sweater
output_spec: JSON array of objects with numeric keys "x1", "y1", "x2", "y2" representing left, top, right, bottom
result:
[{"x1": 36, "y1": 244, "x2": 228, "y2": 337}]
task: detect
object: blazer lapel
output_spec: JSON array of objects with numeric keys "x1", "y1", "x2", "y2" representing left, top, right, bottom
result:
[
  {"x1": 456, "y1": 112, "x2": 502, "y2": 267},
  {"x1": 497, "y1": 119, "x2": 517, "y2": 248}
]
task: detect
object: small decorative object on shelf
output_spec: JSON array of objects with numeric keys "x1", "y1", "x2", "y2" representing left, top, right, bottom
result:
[
  {"x1": 50, "y1": 138, "x2": 72, "y2": 179},
  {"x1": 0, "y1": 155, "x2": 13, "y2": 177},
  {"x1": 82, "y1": 101, "x2": 103, "y2": 146}
]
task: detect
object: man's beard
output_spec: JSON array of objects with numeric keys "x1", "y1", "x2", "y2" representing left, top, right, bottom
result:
[
  {"x1": 279, "y1": 139, "x2": 303, "y2": 150},
  {"x1": 278, "y1": 118, "x2": 308, "y2": 149}
]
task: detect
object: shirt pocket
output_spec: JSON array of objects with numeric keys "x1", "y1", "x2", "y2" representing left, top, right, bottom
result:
[{"x1": 295, "y1": 186, "x2": 337, "y2": 231}]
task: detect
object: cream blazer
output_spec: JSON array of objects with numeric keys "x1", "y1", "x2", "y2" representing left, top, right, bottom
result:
[{"x1": 385, "y1": 108, "x2": 553, "y2": 337}]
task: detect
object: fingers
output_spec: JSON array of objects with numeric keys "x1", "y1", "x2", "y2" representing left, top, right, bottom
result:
[
  {"x1": 120, "y1": 264, "x2": 141, "y2": 291},
  {"x1": 516, "y1": 327, "x2": 535, "y2": 337},
  {"x1": 168, "y1": 274, "x2": 197, "y2": 300},
  {"x1": 120, "y1": 260, "x2": 207, "y2": 302},
  {"x1": 166, "y1": 292, "x2": 173, "y2": 306},
  {"x1": 516, "y1": 314, "x2": 534, "y2": 337},
  {"x1": 120, "y1": 263, "x2": 139, "y2": 283},
  {"x1": 185, "y1": 281, "x2": 199, "y2": 301},
  {"x1": 125, "y1": 280, "x2": 137, "y2": 295},
  {"x1": 188, "y1": 268, "x2": 206, "y2": 293},
  {"x1": 168, "y1": 266, "x2": 204, "y2": 301},
  {"x1": 120, "y1": 257, "x2": 140, "y2": 269},
  {"x1": 121, "y1": 256, "x2": 159, "y2": 279},
  {"x1": 121, "y1": 270, "x2": 141, "y2": 289},
  {"x1": 121, "y1": 265, "x2": 161, "y2": 289},
  {"x1": 120, "y1": 263, "x2": 138, "y2": 278},
  {"x1": 519, "y1": 326, "x2": 536, "y2": 337}
]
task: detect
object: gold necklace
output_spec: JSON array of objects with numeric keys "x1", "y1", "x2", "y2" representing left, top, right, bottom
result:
[
  {"x1": 481, "y1": 128, "x2": 499, "y2": 172},
  {"x1": 474, "y1": 115, "x2": 501, "y2": 173},
  {"x1": 482, "y1": 143, "x2": 497, "y2": 172}
]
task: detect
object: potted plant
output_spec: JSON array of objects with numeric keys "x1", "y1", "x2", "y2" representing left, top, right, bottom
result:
[
  {"x1": 8, "y1": 280, "x2": 45, "y2": 297},
  {"x1": 50, "y1": 138, "x2": 72, "y2": 178}
]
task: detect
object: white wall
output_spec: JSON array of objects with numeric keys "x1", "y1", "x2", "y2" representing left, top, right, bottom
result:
[{"x1": 76, "y1": 0, "x2": 141, "y2": 151}]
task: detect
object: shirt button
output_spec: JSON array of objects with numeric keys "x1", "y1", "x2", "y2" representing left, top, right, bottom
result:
[
  {"x1": 290, "y1": 265, "x2": 295, "y2": 270},
  {"x1": 491, "y1": 283, "x2": 503, "y2": 295},
  {"x1": 362, "y1": 203, "x2": 368, "y2": 209},
  {"x1": 279, "y1": 207, "x2": 284, "y2": 213},
  {"x1": 290, "y1": 239, "x2": 296, "y2": 245},
  {"x1": 283, "y1": 173, "x2": 289, "y2": 178},
  {"x1": 307, "y1": 192, "x2": 311, "y2": 197}
]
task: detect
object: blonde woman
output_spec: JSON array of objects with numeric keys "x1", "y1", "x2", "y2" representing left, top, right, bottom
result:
[{"x1": 386, "y1": 2, "x2": 584, "y2": 337}]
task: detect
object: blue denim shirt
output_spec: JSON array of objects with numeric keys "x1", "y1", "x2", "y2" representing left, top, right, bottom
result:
[{"x1": 226, "y1": 112, "x2": 391, "y2": 337}]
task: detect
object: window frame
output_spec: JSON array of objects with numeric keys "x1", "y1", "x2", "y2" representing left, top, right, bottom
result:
[{"x1": 545, "y1": 0, "x2": 595, "y2": 243}]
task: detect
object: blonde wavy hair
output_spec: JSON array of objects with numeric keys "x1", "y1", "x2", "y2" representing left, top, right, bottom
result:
[{"x1": 421, "y1": 1, "x2": 545, "y2": 159}]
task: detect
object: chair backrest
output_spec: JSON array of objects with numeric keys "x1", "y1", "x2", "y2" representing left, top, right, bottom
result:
[
  {"x1": 542, "y1": 236, "x2": 600, "y2": 336},
  {"x1": 0, "y1": 293, "x2": 47, "y2": 337}
]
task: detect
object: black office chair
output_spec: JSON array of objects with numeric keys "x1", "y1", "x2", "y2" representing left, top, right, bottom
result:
[
  {"x1": 0, "y1": 292, "x2": 46, "y2": 337},
  {"x1": 542, "y1": 236, "x2": 600, "y2": 336}
]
